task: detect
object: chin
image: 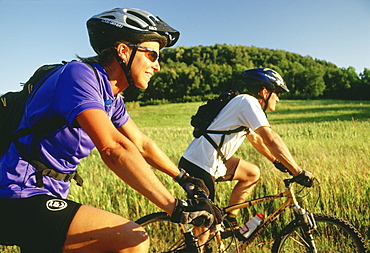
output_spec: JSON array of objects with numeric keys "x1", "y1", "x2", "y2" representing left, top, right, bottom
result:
[{"x1": 134, "y1": 82, "x2": 149, "y2": 90}]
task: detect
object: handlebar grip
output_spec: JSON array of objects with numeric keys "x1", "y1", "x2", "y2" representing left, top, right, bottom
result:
[
  {"x1": 192, "y1": 216, "x2": 206, "y2": 226},
  {"x1": 185, "y1": 183, "x2": 208, "y2": 199}
]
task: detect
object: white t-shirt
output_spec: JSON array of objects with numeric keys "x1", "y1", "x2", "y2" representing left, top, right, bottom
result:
[{"x1": 183, "y1": 94, "x2": 270, "y2": 178}]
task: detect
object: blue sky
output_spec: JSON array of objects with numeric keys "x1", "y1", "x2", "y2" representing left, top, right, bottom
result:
[{"x1": 0, "y1": 0, "x2": 369, "y2": 94}]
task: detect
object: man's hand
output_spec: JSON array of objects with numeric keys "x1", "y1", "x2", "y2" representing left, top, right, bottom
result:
[
  {"x1": 171, "y1": 199, "x2": 221, "y2": 227},
  {"x1": 174, "y1": 169, "x2": 210, "y2": 197},
  {"x1": 293, "y1": 170, "x2": 315, "y2": 187}
]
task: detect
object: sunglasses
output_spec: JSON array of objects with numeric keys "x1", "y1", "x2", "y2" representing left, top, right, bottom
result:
[{"x1": 127, "y1": 44, "x2": 159, "y2": 62}]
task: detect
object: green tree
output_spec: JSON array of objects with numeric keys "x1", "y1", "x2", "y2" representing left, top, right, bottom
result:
[{"x1": 128, "y1": 44, "x2": 365, "y2": 102}]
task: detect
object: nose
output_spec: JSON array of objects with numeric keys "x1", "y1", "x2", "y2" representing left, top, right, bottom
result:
[{"x1": 153, "y1": 61, "x2": 160, "y2": 72}]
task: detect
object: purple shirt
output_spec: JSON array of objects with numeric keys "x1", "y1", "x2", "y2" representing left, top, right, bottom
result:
[{"x1": 0, "y1": 61, "x2": 129, "y2": 199}]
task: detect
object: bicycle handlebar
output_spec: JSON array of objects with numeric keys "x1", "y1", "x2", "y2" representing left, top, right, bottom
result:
[{"x1": 185, "y1": 183, "x2": 209, "y2": 199}]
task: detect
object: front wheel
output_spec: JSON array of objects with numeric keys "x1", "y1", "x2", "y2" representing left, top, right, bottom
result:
[
  {"x1": 272, "y1": 213, "x2": 368, "y2": 253},
  {"x1": 136, "y1": 212, "x2": 188, "y2": 253}
]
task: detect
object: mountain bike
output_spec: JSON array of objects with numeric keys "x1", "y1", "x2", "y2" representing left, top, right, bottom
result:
[{"x1": 136, "y1": 177, "x2": 368, "y2": 252}]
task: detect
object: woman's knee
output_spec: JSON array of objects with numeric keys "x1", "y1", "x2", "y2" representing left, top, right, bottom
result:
[
  {"x1": 116, "y1": 223, "x2": 150, "y2": 252},
  {"x1": 123, "y1": 226, "x2": 149, "y2": 252}
]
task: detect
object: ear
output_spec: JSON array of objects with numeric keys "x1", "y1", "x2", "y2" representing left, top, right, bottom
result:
[
  {"x1": 116, "y1": 43, "x2": 129, "y2": 62},
  {"x1": 258, "y1": 88, "x2": 269, "y2": 99}
]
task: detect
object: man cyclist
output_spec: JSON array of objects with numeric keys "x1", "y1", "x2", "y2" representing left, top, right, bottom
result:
[
  {"x1": 0, "y1": 8, "x2": 217, "y2": 253},
  {"x1": 179, "y1": 68, "x2": 315, "y2": 247}
]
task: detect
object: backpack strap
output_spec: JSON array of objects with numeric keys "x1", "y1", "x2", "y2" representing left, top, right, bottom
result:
[
  {"x1": 203, "y1": 133, "x2": 228, "y2": 164},
  {"x1": 14, "y1": 138, "x2": 83, "y2": 188},
  {"x1": 202, "y1": 127, "x2": 250, "y2": 164},
  {"x1": 11, "y1": 62, "x2": 98, "y2": 188},
  {"x1": 206, "y1": 126, "x2": 248, "y2": 135},
  {"x1": 12, "y1": 113, "x2": 84, "y2": 188}
]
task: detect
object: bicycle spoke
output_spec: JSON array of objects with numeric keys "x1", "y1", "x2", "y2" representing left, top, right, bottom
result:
[{"x1": 272, "y1": 213, "x2": 367, "y2": 253}]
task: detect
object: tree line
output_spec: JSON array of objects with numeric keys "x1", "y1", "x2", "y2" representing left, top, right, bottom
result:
[{"x1": 123, "y1": 44, "x2": 370, "y2": 103}]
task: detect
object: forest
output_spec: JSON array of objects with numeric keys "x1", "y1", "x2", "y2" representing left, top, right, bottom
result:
[{"x1": 123, "y1": 44, "x2": 370, "y2": 103}]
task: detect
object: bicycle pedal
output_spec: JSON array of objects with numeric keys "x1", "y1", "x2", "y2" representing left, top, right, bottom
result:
[
  {"x1": 221, "y1": 216, "x2": 240, "y2": 238},
  {"x1": 221, "y1": 228, "x2": 243, "y2": 239}
]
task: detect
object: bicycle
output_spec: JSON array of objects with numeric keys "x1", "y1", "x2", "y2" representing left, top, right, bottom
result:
[{"x1": 136, "y1": 176, "x2": 368, "y2": 252}]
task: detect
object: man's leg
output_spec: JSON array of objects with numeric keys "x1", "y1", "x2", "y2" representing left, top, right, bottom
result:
[{"x1": 225, "y1": 158, "x2": 260, "y2": 216}]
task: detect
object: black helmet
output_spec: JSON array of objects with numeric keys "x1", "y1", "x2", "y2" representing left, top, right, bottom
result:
[
  {"x1": 87, "y1": 8, "x2": 180, "y2": 54},
  {"x1": 243, "y1": 68, "x2": 289, "y2": 93}
]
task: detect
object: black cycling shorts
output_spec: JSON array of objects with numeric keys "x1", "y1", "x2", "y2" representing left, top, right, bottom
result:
[
  {"x1": 179, "y1": 157, "x2": 240, "y2": 201},
  {"x1": 0, "y1": 194, "x2": 81, "y2": 253}
]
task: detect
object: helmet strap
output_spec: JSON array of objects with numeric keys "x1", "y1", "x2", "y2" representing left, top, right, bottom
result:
[
  {"x1": 262, "y1": 90, "x2": 274, "y2": 112},
  {"x1": 111, "y1": 45, "x2": 139, "y2": 87}
]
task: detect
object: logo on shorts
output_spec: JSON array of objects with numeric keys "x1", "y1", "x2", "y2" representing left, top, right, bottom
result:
[{"x1": 46, "y1": 199, "x2": 68, "y2": 211}]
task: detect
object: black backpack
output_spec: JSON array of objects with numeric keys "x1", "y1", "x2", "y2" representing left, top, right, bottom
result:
[
  {"x1": 190, "y1": 89, "x2": 248, "y2": 163},
  {"x1": 0, "y1": 61, "x2": 96, "y2": 187},
  {"x1": 0, "y1": 62, "x2": 65, "y2": 156}
]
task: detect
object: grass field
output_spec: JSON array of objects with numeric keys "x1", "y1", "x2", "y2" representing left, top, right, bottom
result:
[{"x1": 1, "y1": 99, "x2": 369, "y2": 252}]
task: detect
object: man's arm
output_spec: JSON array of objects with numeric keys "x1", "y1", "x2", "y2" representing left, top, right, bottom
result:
[
  {"x1": 247, "y1": 133, "x2": 276, "y2": 162},
  {"x1": 254, "y1": 126, "x2": 302, "y2": 176}
]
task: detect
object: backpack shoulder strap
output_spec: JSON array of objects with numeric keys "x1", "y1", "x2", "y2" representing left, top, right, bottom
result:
[
  {"x1": 203, "y1": 133, "x2": 228, "y2": 164},
  {"x1": 202, "y1": 127, "x2": 250, "y2": 164},
  {"x1": 206, "y1": 126, "x2": 248, "y2": 135},
  {"x1": 13, "y1": 61, "x2": 99, "y2": 188}
]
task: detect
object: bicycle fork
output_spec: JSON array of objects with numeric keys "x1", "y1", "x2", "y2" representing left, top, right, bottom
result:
[
  {"x1": 292, "y1": 203, "x2": 318, "y2": 253},
  {"x1": 180, "y1": 224, "x2": 201, "y2": 252}
]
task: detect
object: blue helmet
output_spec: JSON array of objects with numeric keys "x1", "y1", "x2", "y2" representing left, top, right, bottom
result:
[{"x1": 243, "y1": 68, "x2": 289, "y2": 93}]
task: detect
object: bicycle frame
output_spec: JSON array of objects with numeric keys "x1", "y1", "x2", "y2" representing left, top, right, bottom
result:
[
  {"x1": 213, "y1": 179, "x2": 317, "y2": 252},
  {"x1": 137, "y1": 178, "x2": 367, "y2": 253}
]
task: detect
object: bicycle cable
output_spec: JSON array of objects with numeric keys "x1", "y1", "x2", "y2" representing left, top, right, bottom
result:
[{"x1": 295, "y1": 178, "x2": 322, "y2": 209}]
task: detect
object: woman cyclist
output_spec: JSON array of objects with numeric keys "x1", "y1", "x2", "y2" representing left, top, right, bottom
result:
[{"x1": 0, "y1": 8, "x2": 216, "y2": 253}]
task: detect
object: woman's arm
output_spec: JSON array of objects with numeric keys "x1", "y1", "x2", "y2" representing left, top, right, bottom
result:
[
  {"x1": 76, "y1": 108, "x2": 176, "y2": 214},
  {"x1": 117, "y1": 118, "x2": 181, "y2": 178}
]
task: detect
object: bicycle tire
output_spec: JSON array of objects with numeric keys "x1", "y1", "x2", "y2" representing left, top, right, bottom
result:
[
  {"x1": 272, "y1": 213, "x2": 368, "y2": 253},
  {"x1": 136, "y1": 212, "x2": 187, "y2": 253}
]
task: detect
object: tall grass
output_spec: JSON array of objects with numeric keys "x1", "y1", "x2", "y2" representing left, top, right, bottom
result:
[{"x1": 2, "y1": 100, "x2": 369, "y2": 252}]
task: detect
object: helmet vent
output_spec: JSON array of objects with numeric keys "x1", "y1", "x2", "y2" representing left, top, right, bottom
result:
[
  {"x1": 149, "y1": 16, "x2": 159, "y2": 24},
  {"x1": 100, "y1": 14, "x2": 115, "y2": 20},
  {"x1": 127, "y1": 10, "x2": 152, "y2": 27},
  {"x1": 126, "y1": 18, "x2": 143, "y2": 29}
]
